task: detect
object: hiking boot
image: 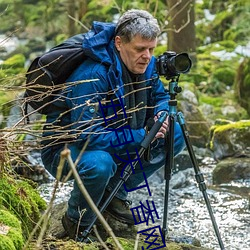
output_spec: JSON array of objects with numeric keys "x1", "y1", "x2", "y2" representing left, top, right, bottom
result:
[
  {"x1": 104, "y1": 195, "x2": 138, "y2": 225},
  {"x1": 61, "y1": 213, "x2": 97, "y2": 242}
]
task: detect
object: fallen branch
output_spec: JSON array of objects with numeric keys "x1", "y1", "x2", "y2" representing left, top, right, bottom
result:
[{"x1": 61, "y1": 148, "x2": 124, "y2": 250}]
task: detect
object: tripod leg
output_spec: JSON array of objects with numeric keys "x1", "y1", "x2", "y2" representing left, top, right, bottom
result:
[
  {"x1": 162, "y1": 114, "x2": 175, "y2": 239},
  {"x1": 177, "y1": 112, "x2": 225, "y2": 250},
  {"x1": 81, "y1": 112, "x2": 168, "y2": 240}
]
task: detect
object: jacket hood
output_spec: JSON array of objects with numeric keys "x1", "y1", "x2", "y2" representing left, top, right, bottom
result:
[{"x1": 82, "y1": 21, "x2": 116, "y2": 65}]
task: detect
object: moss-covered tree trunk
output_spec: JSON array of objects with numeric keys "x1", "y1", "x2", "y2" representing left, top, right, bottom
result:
[{"x1": 234, "y1": 57, "x2": 250, "y2": 116}]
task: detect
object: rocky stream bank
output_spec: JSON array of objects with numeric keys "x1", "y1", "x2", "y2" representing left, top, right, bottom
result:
[{"x1": 38, "y1": 147, "x2": 250, "y2": 250}]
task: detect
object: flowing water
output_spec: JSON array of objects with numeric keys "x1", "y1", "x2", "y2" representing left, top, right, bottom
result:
[{"x1": 38, "y1": 156, "x2": 250, "y2": 250}]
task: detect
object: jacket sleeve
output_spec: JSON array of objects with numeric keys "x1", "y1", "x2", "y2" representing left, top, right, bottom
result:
[{"x1": 65, "y1": 60, "x2": 146, "y2": 154}]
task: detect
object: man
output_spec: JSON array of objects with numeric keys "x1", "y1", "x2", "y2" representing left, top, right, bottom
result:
[{"x1": 41, "y1": 9, "x2": 185, "y2": 241}]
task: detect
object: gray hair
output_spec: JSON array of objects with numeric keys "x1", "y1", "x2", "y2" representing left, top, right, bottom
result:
[{"x1": 115, "y1": 9, "x2": 160, "y2": 43}]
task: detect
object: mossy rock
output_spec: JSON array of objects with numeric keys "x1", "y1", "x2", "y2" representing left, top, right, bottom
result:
[
  {"x1": 0, "y1": 209, "x2": 24, "y2": 250},
  {"x1": 213, "y1": 157, "x2": 250, "y2": 184},
  {"x1": 1, "y1": 54, "x2": 25, "y2": 69},
  {"x1": 107, "y1": 237, "x2": 211, "y2": 250},
  {"x1": 209, "y1": 120, "x2": 250, "y2": 160},
  {"x1": 213, "y1": 67, "x2": 235, "y2": 86},
  {"x1": 0, "y1": 174, "x2": 47, "y2": 239}
]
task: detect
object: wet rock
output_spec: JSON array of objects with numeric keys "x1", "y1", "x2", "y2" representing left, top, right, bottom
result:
[
  {"x1": 209, "y1": 119, "x2": 250, "y2": 160},
  {"x1": 213, "y1": 157, "x2": 250, "y2": 184},
  {"x1": 170, "y1": 168, "x2": 193, "y2": 189}
]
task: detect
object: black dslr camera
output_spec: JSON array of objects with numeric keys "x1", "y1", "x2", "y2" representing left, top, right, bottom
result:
[{"x1": 156, "y1": 51, "x2": 192, "y2": 79}]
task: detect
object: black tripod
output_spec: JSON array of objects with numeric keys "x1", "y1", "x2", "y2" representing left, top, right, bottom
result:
[
  {"x1": 162, "y1": 77, "x2": 225, "y2": 250},
  {"x1": 81, "y1": 110, "x2": 169, "y2": 241},
  {"x1": 82, "y1": 77, "x2": 225, "y2": 250}
]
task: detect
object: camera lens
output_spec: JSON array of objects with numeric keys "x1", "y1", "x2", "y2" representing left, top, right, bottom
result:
[{"x1": 174, "y1": 53, "x2": 192, "y2": 73}]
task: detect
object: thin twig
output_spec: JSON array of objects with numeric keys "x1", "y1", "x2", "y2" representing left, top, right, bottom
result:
[
  {"x1": 68, "y1": 14, "x2": 90, "y2": 31},
  {"x1": 134, "y1": 229, "x2": 140, "y2": 250},
  {"x1": 61, "y1": 148, "x2": 124, "y2": 250},
  {"x1": 93, "y1": 225, "x2": 109, "y2": 250}
]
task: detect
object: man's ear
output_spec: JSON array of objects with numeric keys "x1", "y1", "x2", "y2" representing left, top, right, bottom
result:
[{"x1": 115, "y1": 36, "x2": 122, "y2": 51}]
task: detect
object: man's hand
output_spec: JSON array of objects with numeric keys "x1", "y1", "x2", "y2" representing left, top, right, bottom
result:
[{"x1": 154, "y1": 111, "x2": 169, "y2": 139}]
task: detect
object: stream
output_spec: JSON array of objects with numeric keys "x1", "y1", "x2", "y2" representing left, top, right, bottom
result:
[{"x1": 38, "y1": 155, "x2": 250, "y2": 250}]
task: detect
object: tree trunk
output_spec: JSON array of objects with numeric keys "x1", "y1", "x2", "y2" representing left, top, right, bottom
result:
[
  {"x1": 167, "y1": 0, "x2": 196, "y2": 62},
  {"x1": 67, "y1": 0, "x2": 76, "y2": 36},
  {"x1": 78, "y1": 0, "x2": 88, "y2": 20}
]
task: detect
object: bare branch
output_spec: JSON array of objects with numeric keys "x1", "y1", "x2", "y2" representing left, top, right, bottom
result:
[{"x1": 62, "y1": 148, "x2": 124, "y2": 250}]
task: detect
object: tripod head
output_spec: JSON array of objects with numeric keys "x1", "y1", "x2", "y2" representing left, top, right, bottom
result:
[{"x1": 168, "y1": 76, "x2": 182, "y2": 100}]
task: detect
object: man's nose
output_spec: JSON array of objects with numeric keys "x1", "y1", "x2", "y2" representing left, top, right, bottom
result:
[{"x1": 142, "y1": 50, "x2": 151, "y2": 59}]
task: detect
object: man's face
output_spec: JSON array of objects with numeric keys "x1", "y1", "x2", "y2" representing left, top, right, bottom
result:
[{"x1": 115, "y1": 35, "x2": 157, "y2": 74}]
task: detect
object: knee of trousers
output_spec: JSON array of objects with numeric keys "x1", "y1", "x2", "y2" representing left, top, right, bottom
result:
[{"x1": 77, "y1": 150, "x2": 117, "y2": 181}]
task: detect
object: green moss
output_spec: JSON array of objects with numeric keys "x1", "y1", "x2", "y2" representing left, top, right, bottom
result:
[
  {"x1": 0, "y1": 209, "x2": 24, "y2": 249},
  {"x1": 217, "y1": 40, "x2": 237, "y2": 51},
  {"x1": 0, "y1": 175, "x2": 47, "y2": 239},
  {"x1": 1, "y1": 54, "x2": 25, "y2": 69},
  {"x1": 7, "y1": 228, "x2": 24, "y2": 249},
  {"x1": 106, "y1": 237, "x2": 135, "y2": 250},
  {"x1": 199, "y1": 95, "x2": 224, "y2": 107},
  {"x1": 167, "y1": 242, "x2": 183, "y2": 250},
  {"x1": 0, "y1": 209, "x2": 21, "y2": 229},
  {"x1": 209, "y1": 120, "x2": 250, "y2": 150},
  {"x1": 0, "y1": 54, "x2": 26, "y2": 86},
  {"x1": 0, "y1": 235, "x2": 16, "y2": 250},
  {"x1": 213, "y1": 120, "x2": 250, "y2": 133},
  {"x1": 234, "y1": 57, "x2": 250, "y2": 115},
  {"x1": 213, "y1": 67, "x2": 235, "y2": 86}
]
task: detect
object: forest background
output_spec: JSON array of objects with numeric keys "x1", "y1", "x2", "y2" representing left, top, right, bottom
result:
[{"x1": 0, "y1": 0, "x2": 250, "y2": 125}]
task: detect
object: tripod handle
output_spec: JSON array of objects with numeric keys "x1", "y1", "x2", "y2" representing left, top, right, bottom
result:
[{"x1": 141, "y1": 111, "x2": 168, "y2": 149}]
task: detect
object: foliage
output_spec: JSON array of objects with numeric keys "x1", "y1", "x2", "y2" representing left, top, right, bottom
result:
[
  {"x1": 199, "y1": 90, "x2": 248, "y2": 121},
  {"x1": 0, "y1": 174, "x2": 47, "y2": 239},
  {"x1": 213, "y1": 67, "x2": 235, "y2": 86},
  {"x1": 196, "y1": 0, "x2": 250, "y2": 46}
]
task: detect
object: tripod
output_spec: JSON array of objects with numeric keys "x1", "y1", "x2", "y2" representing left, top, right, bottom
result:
[
  {"x1": 82, "y1": 77, "x2": 225, "y2": 250},
  {"x1": 162, "y1": 77, "x2": 225, "y2": 250},
  {"x1": 81, "y1": 110, "x2": 169, "y2": 241}
]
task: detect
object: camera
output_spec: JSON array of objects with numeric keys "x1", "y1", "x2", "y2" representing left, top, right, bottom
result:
[{"x1": 156, "y1": 51, "x2": 192, "y2": 79}]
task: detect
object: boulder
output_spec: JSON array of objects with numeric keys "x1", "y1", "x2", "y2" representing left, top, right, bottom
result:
[
  {"x1": 209, "y1": 119, "x2": 250, "y2": 184},
  {"x1": 209, "y1": 119, "x2": 250, "y2": 160},
  {"x1": 213, "y1": 157, "x2": 250, "y2": 184}
]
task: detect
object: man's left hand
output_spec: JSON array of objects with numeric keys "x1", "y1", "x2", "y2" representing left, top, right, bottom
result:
[{"x1": 154, "y1": 112, "x2": 169, "y2": 139}]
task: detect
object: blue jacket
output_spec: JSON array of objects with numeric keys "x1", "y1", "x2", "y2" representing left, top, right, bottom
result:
[{"x1": 44, "y1": 21, "x2": 170, "y2": 154}]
